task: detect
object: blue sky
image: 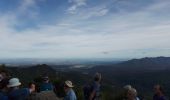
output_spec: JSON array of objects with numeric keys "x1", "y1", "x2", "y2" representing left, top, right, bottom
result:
[{"x1": 0, "y1": 0, "x2": 170, "y2": 59}]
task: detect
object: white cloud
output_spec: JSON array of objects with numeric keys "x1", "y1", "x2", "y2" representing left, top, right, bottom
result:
[
  {"x1": 1, "y1": 0, "x2": 170, "y2": 58},
  {"x1": 70, "y1": 5, "x2": 110, "y2": 19},
  {"x1": 67, "y1": 0, "x2": 86, "y2": 14},
  {"x1": 18, "y1": 0, "x2": 36, "y2": 12},
  {"x1": 17, "y1": 0, "x2": 46, "y2": 18}
]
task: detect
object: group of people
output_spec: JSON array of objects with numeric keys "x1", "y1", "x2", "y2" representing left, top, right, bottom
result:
[
  {"x1": 0, "y1": 70, "x2": 169, "y2": 100},
  {"x1": 122, "y1": 84, "x2": 168, "y2": 100},
  {"x1": 0, "y1": 71, "x2": 101, "y2": 100}
]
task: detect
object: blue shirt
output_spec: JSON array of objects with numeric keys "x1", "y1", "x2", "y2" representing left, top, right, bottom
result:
[
  {"x1": 0, "y1": 92, "x2": 8, "y2": 100},
  {"x1": 8, "y1": 88, "x2": 30, "y2": 100},
  {"x1": 64, "y1": 89, "x2": 77, "y2": 100},
  {"x1": 40, "y1": 83, "x2": 54, "y2": 92}
]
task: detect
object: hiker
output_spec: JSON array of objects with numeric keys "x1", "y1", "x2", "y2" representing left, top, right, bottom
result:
[
  {"x1": 153, "y1": 84, "x2": 168, "y2": 100},
  {"x1": 26, "y1": 82, "x2": 37, "y2": 100},
  {"x1": 123, "y1": 85, "x2": 133, "y2": 100},
  {"x1": 8, "y1": 78, "x2": 35, "y2": 100},
  {"x1": 28, "y1": 82, "x2": 36, "y2": 93},
  {"x1": 27, "y1": 82, "x2": 60, "y2": 100},
  {"x1": 126, "y1": 88, "x2": 140, "y2": 100},
  {"x1": 40, "y1": 76, "x2": 54, "y2": 92},
  {"x1": 83, "y1": 72, "x2": 102, "y2": 100},
  {"x1": 64, "y1": 80, "x2": 77, "y2": 100},
  {"x1": 0, "y1": 79, "x2": 9, "y2": 100}
]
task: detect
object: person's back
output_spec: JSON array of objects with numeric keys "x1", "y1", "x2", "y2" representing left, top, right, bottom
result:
[
  {"x1": 91, "y1": 81, "x2": 101, "y2": 100},
  {"x1": 83, "y1": 83, "x2": 93, "y2": 100},
  {"x1": 40, "y1": 82, "x2": 53, "y2": 91},
  {"x1": 35, "y1": 91, "x2": 59, "y2": 100},
  {"x1": 64, "y1": 88, "x2": 77, "y2": 100},
  {"x1": 40, "y1": 76, "x2": 54, "y2": 92},
  {"x1": 8, "y1": 88, "x2": 30, "y2": 100},
  {"x1": 88, "y1": 73, "x2": 101, "y2": 100}
]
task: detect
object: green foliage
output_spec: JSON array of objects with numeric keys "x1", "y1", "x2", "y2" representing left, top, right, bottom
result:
[{"x1": 74, "y1": 86, "x2": 84, "y2": 100}]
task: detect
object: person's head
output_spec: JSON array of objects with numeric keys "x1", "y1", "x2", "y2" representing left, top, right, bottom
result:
[
  {"x1": 94, "y1": 72, "x2": 101, "y2": 82},
  {"x1": 42, "y1": 76, "x2": 49, "y2": 83},
  {"x1": 7, "y1": 78, "x2": 21, "y2": 89},
  {"x1": 124, "y1": 85, "x2": 132, "y2": 91},
  {"x1": 123, "y1": 85, "x2": 132, "y2": 98},
  {"x1": 64, "y1": 80, "x2": 74, "y2": 92},
  {"x1": 126, "y1": 88, "x2": 137, "y2": 100},
  {"x1": 154, "y1": 84, "x2": 164, "y2": 95},
  {"x1": 28, "y1": 82, "x2": 36, "y2": 93}
]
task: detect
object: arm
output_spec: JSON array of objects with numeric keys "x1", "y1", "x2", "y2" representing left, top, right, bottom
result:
[{"x1": 89, "y1": 90, "x2": 96, "y2": 100}]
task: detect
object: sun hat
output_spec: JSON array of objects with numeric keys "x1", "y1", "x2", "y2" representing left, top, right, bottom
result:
[
  {"x1": 7, "y1": 78, "x2": 21, "y2": 88},
  {"x1": 65, "y1": 80, "x2": 74, "y2": 88}
]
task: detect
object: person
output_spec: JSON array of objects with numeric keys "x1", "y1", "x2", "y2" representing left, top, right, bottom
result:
[
  {"x1": 40, "y1": 76, "x2": 54, "y2": 92},
  {"x1": 126, "y1": 88, "x2": 140, "y2": 100},
  {"x1": 27, "y1": 82, "x2": 60, "y2": 100},
  {"x1": 0, "y1": 79, "x2": 9, "y2": 100},
  {"x1": 28, "y1": 82, "x2": 36, "y2": 93},
  {"x1": 122, "y1": 85, "x2": 133, "y2": 100},
  {"x1": 153, "y1": 84, "x2": 168, "y2": 100},
  {"x1": 8, "y1": 78, "x2": 35, "y2": 100},
  {"x1": 64, "y1": 80, "x2": 77, "y2": 100},
  {"x1": 86, "y1": 72, "x2": 101, "y2": 100}
]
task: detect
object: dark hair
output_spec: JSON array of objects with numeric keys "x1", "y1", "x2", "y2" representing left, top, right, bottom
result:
[
  {"x1": 155, "y1": 84, "x2": 165, "y2": 94},
  {"x1": 28, "y1": 82, "x2": 35, "y2": 88},
  {"x1": 0, "y1": 79, "x2": 9, "y2": 89},
  {"x1": 94, "y1": 77, "x2": 100, "y2": 81},
  {"x1": 94, "y1": 73, "x2": 101, "y2": 82}
]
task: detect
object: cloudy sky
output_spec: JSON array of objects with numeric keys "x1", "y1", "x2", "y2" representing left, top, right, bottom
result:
[{"x1": 0, "y1": 0, "x2": 170, "y2": 59}]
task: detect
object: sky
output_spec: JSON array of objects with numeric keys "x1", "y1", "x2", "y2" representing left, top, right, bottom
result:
[{"x1": 0, "y1": 0, "x2": 170, "y2": 59}]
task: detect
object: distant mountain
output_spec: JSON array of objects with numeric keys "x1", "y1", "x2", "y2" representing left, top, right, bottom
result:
[
  {"x1": 6, "y1": 64, "x2": 57, "y2": 85},
  {"x1": 0, "y1": 58, "x2": 122, "y2": 66},
  {"x1": 90, "y1": 57, "x2": 170, "y2": 72},
  {"x1": 116, "y1": 56, "x2": 170, "y2": 70}
]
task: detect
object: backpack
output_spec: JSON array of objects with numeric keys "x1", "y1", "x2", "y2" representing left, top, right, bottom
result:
[{"x1": 83, "y1": 83, "x2": 93, "y2": 100}]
